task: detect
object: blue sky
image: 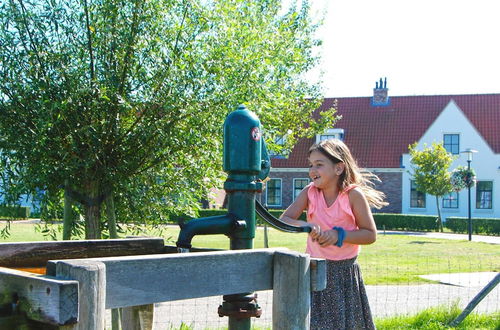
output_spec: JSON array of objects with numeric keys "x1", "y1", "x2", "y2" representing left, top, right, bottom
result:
[{"x1": 304, "y1": 0, "x2": 500, "y2": 97}]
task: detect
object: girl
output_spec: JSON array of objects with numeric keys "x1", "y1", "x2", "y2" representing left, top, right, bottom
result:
[{"x1": 280, "y1": 138, "x2": 387, "y2": 330}]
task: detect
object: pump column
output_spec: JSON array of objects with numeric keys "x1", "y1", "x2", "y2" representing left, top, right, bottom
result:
[{"x1": 218, "y1": 105, "x2": 263, "y2": 329}]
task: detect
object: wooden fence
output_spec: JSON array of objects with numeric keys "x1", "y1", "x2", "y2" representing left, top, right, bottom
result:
[{"x1": 0, "y1": 239, "x2": 325, "y2": 330}]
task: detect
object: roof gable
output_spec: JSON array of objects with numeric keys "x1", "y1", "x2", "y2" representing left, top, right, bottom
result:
[{"x1": 272, "y1": 94, "x2": 500, "y2": 169}]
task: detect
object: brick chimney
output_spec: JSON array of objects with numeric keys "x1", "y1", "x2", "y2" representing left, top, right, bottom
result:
[{"x1": 372, "y1": 77, "x2": 390, "y2": 106}]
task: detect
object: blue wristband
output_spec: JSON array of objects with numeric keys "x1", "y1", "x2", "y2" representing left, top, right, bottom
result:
[{"x1": 333, "y1": 226, "x2": 345, "y2": 247}]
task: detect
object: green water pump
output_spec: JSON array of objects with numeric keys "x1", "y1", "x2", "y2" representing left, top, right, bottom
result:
[{"x1": 176, "y1": 105, "x2": 306, "y2": 329}]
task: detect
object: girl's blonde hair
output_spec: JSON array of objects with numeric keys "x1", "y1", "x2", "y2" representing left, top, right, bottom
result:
[{"x1": 309, "y1": 138, "x2": 388, "y2": 209}]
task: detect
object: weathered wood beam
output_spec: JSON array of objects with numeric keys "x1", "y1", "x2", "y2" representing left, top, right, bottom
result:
[
  {"x1": 54, "y1": 260, "x2": 106, "y2": 330},
  {"x1": 48, "y1": 248, "x2": 291, "y2": 309},
  {"x1": 0, "y1": 267, "x2": 78, "y2": 326},
  {"x1": 0, "y1": 238, "x2": 165, "y2": 268},
  {"x1": 273, "y1": 251, "x2": 311, "y2": 330}
]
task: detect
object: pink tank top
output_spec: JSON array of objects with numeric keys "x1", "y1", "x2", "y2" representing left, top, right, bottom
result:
[{"x1": 306, "y1": 183, "x2": 360, "y2": 260}]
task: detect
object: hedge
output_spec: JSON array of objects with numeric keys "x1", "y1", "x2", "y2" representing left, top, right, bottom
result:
[
  {"x1": 0, "y1": 205, "x2": 31, "y2": 219},
  {"x1": 373, "y1": 213, "x2": 438, "y2": 232},
  {"x1": 445, "y1": 217, "x2": 500, "y2": 235}
]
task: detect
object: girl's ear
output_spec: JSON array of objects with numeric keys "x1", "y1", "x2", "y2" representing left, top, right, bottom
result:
[{"x1": 336, "y1": 163, "x2": 345, "y2": 175}]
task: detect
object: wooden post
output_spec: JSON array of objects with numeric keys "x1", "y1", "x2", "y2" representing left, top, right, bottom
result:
[
  {"x1": 310, "y1": 258, "x2": 326, "y2": 292},
  {"x1": 273, "y1": 251, "x2": 311, "y2": 330},
  {"x1": 121, "y1": 304, "x2": 154, "y2": 330},
  {"x1": 54, "y1": 260, "x2": 106, "y2": 330}
]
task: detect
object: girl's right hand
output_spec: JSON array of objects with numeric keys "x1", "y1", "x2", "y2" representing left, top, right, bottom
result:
[{"x1": 309, "y1": 224, "x2": 321, "y2": 241}]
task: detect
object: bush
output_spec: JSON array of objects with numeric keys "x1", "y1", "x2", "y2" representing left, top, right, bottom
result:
[
  {"x1": 445, "y1": 217, "x2": 500, "y2": 235},
  {"x1": 0, "y1": 205, "x2": 31, "y2": 219},
  {"x1": 373, "y1": 213, "x2": 438, "y2": 231}
]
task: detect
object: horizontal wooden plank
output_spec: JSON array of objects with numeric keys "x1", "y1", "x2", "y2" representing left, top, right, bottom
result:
[
  {"x1": 0, "y1": 238, "x2": 165, "y2": 268},
  {"x1": 0, "y1": 267, "x2": 78, "y2": 325},
  {"x1": 49, "y1": 248, "x2": 289, "y2": 309}
]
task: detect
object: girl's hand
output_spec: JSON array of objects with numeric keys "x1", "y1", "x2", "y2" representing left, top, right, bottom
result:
[
  {"x1": 309, "y1": 224, "x2": 322, "y2": 241},
  {"x1": 316, "y1": 229, "x2": 338, "y2": 247}
]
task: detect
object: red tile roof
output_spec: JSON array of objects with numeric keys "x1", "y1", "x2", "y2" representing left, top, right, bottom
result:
[{"x1": 272, "y1": 94, "x2": 500, "y2": 169}]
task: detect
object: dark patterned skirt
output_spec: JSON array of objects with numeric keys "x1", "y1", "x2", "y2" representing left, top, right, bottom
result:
[{"x1": 310, "y1": 257, "x2": 375, "y2": 330}]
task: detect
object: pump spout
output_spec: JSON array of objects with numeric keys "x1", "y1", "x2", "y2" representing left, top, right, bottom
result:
[{"x1": 176, "y1": 214, "x2": 243, "y2": 251}]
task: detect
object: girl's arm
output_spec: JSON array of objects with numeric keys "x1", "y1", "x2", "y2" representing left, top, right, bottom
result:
[
  {"x1": 280, "y1": 188, "x2": 321, "y2": 238},
  {"x1": 344, "y1": 188, "x2": 377, "y2": 244},
  {"x1": 279, "y1": 187, "x2": 309, "y2": 227},
  {"x1": 315, "y1": 188, "x2": 377, "y2": 246}
]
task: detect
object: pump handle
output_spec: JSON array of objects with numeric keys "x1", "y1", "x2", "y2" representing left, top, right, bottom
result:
[{"x1": 255, "y1": 199, "x2": 311, "y2": 233}]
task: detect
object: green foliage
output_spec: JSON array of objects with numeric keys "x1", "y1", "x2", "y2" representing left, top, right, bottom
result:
[
  {"x1": 409, "y1": 142, "x2": 456, "y2": 231},
  {"x1": 445, "y1": 217, "x2": 500, "y2": 235},
  {"x1": 0, "y1": 206, "x2": 30, "y2": 219},
  {"x1": 409, "y1": 142, "x2": 455, "y2": 197},
  {"x1": 0, "y1": 0, "x2": 338, "y2": 237},
  {"x1": 450, "y1": 166, "x2": 476, "y2": 191},
  {"x1": 373, "y1": 213, "x2": 438, "y2": 231}
]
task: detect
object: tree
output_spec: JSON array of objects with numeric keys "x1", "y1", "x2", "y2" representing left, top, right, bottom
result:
[
  {"x1": 0, "y1": 0, "x2": 338, "y2": 238},
  {"x1": 408, "y1": 142, "x2": 455, "y2": 232}
]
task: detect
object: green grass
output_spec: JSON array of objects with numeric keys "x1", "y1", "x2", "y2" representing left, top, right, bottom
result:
[
  {"x1": 375, "y1": 304, "x2": 500, "y2": 329},
  {"x1": 1, "y1": 222, "x2": 499, "y2": 285}
]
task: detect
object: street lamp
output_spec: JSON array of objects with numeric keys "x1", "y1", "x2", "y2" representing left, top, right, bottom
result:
[{"x1": 460, "y1": 148, "x2": 478, "y2": 241}]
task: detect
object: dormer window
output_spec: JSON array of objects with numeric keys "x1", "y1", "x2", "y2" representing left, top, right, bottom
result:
[{"x1": 316, "y1": 128, "x2": 344, "y2": 143}]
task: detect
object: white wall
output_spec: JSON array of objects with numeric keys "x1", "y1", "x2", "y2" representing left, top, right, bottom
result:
[{"x1": 401, "y1": 100, "x2": 500, "y2": 219}]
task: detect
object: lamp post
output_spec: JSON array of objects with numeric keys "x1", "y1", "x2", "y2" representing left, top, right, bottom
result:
[{"x1": 460, "y1": 148, "x2": 478, "y2": 241}]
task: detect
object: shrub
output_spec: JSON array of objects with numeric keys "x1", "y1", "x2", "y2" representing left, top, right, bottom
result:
[
  {"x1": 0, "y1": 205, "x2": 31, "y2": 219},
  {"x1": 373, "y1": 213, "x2": 438, "y2": 231},
  {"x1": 445, "y1": 217, "x2": 500, "y2": 235}
]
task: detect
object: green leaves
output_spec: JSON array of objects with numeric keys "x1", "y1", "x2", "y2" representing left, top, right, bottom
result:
[
  {"x1": 0, "y1": 0, "x2": 336, "y2": 234},
  {"x1": 409, "y1": 142, "x2": 455, "y2": 197}
]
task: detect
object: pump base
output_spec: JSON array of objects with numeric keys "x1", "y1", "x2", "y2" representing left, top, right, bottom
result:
[{"x1": 218, "y1": 293, "x2": 262, "y2": 319}]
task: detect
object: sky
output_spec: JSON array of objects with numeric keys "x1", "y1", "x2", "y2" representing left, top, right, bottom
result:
[{"x1": 305, "y1": 0, "x2": 500, "y2": 97}]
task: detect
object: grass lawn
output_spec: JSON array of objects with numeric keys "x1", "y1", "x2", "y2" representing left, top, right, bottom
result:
[
  {"x1": 1, "y1": 221, "x2": 499, "y2": 285},
  {"x1": 375, "y1": 304, "x2": 500, "y2": 329}
]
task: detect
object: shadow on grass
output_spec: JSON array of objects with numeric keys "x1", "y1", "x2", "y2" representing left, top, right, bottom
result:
[{"x1": 409, "y1": 241, "x2": 442, "y2": 244}]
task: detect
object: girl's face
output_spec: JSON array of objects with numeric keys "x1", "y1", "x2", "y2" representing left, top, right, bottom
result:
[{"x1": 308, "y1": 150, "x2": 343, "y2": 189}]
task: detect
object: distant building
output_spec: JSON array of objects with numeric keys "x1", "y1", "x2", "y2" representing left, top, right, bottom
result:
[{"x1": 264, "y1": 80, "x2": 500, "y2": 219}]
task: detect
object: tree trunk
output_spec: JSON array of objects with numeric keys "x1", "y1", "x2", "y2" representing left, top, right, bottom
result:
[
  {"x1": 84, "y1": 181, "x2": 102, "y2": 239},
  {"x1": 63, "y1": 185, "x2": 73, "y2": 240},
  {"x1": 435, "y1": 196, "x2": 443, "y2": 232},
  {"x1": 106, "y1": 194, "x2": 118, "y2": 239}
]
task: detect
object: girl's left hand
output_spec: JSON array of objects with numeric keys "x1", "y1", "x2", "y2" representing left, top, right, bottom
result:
[{"x1": 316, "y1": 229, "x2": 338, "y2": 247}]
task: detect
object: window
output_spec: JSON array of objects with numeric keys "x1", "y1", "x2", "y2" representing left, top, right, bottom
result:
[
  {"x1": 293, "y1": 178, "x2": 310, "y2": 201},
  {"x1": 266, "y1": 178, "x2": 282, "y2": 206},
  {"x1": 319, "y1": 134, "x2": 336, "y2": 141},
  {"x1": 316, "y1": 128, "x2": 344, "y2": 143},
  {"x1": 410, "y1": 180, "x2": 426, "y2": 208},
  {"x1": 476, "y1": 181, "x2": 493, "y2": 209},
  {"x1": 443, "y1": 134, "x2": 460, "y2": 154},
  {"x1": 442, "y1": 192, "x2": 459, "y2": 208}
]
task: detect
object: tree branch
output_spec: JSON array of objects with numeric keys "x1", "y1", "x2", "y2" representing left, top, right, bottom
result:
[
  {"x1": 82, "y1": 0, "x2": 95, "y2": 84},
  {"x1": 118, "y1": 0, "x2": 146, "y2": 95}
]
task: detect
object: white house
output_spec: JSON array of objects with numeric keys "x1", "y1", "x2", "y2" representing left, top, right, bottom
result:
[{"x1": 401, "y1": 99, "x2": 499, "y2": 219}]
